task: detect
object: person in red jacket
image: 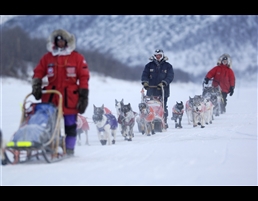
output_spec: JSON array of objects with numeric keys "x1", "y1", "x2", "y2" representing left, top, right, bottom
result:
[
  {"x1": 203, "y1": 53, "x2": 235, "y2": 113},
  {"x1": 31, "y1": 29, "x2": 90, "y2": 155}
]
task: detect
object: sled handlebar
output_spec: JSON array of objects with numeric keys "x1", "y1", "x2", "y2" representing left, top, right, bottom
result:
[{"x1": 148, "y1": 85, "x2": 161, "y2": 88}]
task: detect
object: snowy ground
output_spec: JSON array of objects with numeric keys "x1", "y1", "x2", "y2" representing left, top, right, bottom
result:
[{"x1": 0, "y1": 74, "x2": 257, "y2": 186}]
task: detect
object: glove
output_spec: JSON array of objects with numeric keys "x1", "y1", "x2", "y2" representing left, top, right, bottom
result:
[
  {"x1": 32, "y1": 78, "x2": 42, "y2": 100},
  {"x1": 204, "y1": 77, "x2": 209, "y2": 85},
  {"x1": 142, "y1": 82, "x2": 149, "y2": 90},
  {"x1": 77, "y1": 88, "x2": 89, "y2": 114},
  {"x1": 229, "y1": 86, "x2": 234, "y2": 96},
  {"x1": 157, "y1": 82, "x2": 166, "y2": 90}
]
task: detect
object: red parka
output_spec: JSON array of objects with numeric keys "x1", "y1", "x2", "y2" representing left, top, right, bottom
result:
[
  {"x1": 205, "y1": 64, "x2": 235, "y2": 93},
  {"x1": 32, "y1": 29, "x2": 90, "y2": 115}
]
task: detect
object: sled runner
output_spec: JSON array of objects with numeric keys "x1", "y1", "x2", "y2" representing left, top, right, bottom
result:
[
  {"x1": 4, "y1": 90, "x2": 67, "y2": 164},
  {"x1": 137, "y1": 86, "x2": 165, "y2": 133}
]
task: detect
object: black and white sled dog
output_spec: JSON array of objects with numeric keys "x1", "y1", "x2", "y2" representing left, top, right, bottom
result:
[
  {"x1": 171, "y1": 101, "x2": 184, "y2": 128},
  {"x1": 92, "y1": 104, "x2": 118, "y2": 145},
  {"x1": 0, "y1": 129, "x2": 8, "y2": 165},
  {"x1": 118, "y1": 102, "x2": 137, "y2": 141}
]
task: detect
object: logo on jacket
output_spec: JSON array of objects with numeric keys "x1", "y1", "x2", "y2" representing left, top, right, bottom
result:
[
  {"x1": 47, "y1": 67, "x2": 54, "y2": 77},
  {"x1": 66, "y1": 67, "x2": 76, "y2": 77}
]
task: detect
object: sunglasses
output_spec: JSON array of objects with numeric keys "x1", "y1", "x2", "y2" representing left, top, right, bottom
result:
[{"x1": 155, "y1": 49, "x2": 163, "y2": 54}]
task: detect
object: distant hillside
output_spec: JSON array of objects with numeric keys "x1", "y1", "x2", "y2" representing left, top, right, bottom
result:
[
  {"x1": 1, "y1": 15, "x2": 257, "y2": 82},
  {"x1": 0, "y1": 26, "x2": 190, "y2": 82}
]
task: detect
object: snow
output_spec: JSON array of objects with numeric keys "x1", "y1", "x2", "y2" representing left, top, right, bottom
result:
[{"x1": 0, "y1": 74, "x2": 257, "y2": 186}]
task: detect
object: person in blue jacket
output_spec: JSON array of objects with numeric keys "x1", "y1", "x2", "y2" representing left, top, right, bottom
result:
[{"x1": 141, "y1": 49, "x2": 174, "y2": 129}]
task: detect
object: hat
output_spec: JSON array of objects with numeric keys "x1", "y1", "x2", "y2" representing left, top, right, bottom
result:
[
  {"x1": 55, "y1": 35, "x2": 66, "y2": 42},
  {"x1": 54, "y1": 35, "x2": 67, "y2": 46},
  {"x1": 154, "y1": 49, "x2": 164, "y2": 55},
  {"x1": 154, "y1": 49, "x2": 164, "y2": 61}
]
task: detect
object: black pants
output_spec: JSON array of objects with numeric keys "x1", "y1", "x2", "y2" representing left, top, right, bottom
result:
[
  {"x1": 221, "y1": 92, "x2": 228, "y2": 113},
  {"x1": 164, "y1": 97, "x2": 168, "y2": 123},
  {"x1": 221, "y1": 92, "x2": 227, "y2": 107}
]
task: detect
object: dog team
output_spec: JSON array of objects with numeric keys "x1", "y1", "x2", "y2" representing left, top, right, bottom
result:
[
  {"x1": 1, "y1": 53, "x2": 234, "y2": 162},
  {"x1": 91, "y1": 52, "x2": 234, "y2": 144}
]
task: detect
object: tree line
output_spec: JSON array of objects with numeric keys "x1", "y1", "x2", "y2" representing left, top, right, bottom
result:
[{"x1": 0, "y1": 26, "x2": 190, "y2": 82}]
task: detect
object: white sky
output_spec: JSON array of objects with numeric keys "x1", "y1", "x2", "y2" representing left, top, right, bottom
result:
[{"x1": 0, "y1": 74, "x2": 257, "y2": 186}]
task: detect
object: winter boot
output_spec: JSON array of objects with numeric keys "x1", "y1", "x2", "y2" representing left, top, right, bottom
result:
[
  {"x1": 164, "y1": 117, "x2": 168, "y2": 129},
  {"x1": 65, "y1": 136, "x2": 76, "y2": 155},
  {"x1": 66, "y1": 149, "x2": 74, "y2": 156},
  {"x1": 100, "y1": 139, "x2": 107, "y2": 145}
]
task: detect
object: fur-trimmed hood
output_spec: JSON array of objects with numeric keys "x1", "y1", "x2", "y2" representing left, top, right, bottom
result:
[
  {"x1": 217, "y1": 53, "x2": 232, "y2": 68},
  {"x1": 46, "y1": 29, "x2": 76, "y2": 56},
  {"x1": 149, "y1": 55, "x2": 169, "y2": 61}
]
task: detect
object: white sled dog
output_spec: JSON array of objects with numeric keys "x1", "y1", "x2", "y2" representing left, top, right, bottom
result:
[
  {"x1": 76, "y1": 114, "x2": 90, "y2": 146},
  {"x1": 185, "y1": 96, "x2": 194, "y2": 125},
  {"x1": 92, "y1": 104, "x2": 118, "y2": 145},
  {"x1": 202, "y1": 95, "x2": 214, "y2": 125},
  {"x1": 192, "y1": 95, "x2": 205, "y2": 128}
]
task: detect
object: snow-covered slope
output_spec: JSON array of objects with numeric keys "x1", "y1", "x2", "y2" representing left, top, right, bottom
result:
[{"x1": 0, "y1": 74, "x2": 257, "y2": 186}]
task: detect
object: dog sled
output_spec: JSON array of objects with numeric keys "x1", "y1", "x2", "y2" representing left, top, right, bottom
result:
[
  {"x1": 4, "y1": 90, "x2": 68, "y2": 164},
  {"x1": 137, "y1": 86, "x2": 166, "y2": 133}
]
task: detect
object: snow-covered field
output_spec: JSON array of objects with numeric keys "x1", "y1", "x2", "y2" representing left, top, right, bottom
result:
[{"x1": 0, "y1": 74, "x2": 257, "y2": 186}]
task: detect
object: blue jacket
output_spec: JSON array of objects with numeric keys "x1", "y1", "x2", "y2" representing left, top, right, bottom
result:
[{"x1": 141, "y1": 56, "x2": 174, "y2": 98}]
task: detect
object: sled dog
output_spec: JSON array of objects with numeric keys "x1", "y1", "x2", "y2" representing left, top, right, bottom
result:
[
  {"x1": 137, "y1": 102, "x2": 155, "y2": 136},
  {"x1": 0, "y1": 129, "x2": 7, "y2": 165},
  {"x1": 202, "y1": 95, "x2": 214, "y2": 125},
  {"x1": 92, "y1": 104, "x2": 118, "y2": 145},
  {"x1": 185, "y1": 96, "x2": 194, "y2": 125},
  {"x1": 115, "y1": 99, "x2": 124, "y2": 135},
  {"x1": 77, "y1": 114, "x2": 90, "y2": 146},
  {"x1": 118, "y1": 102, "x2": 137, "y2": 141},
  {"x1": 171, "y1": 101, "x2": 184, "y2": 128},
  {"x1": 192, "y1": 95, "x2": 205, "y2": 128},
  {"x1": 203, "y1": 86, "x2": 222, "y2": 116}
]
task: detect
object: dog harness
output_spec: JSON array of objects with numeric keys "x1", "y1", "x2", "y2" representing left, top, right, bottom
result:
[
  {"x1": 172, "y1": 105, "x2": 184, "y2": 114},
  {"x1": 140, "y1": 106, "x2": 155, "y2": 122},
  {"x1": 96, "y1": 113, "x2": 118, "y2": 132}
]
